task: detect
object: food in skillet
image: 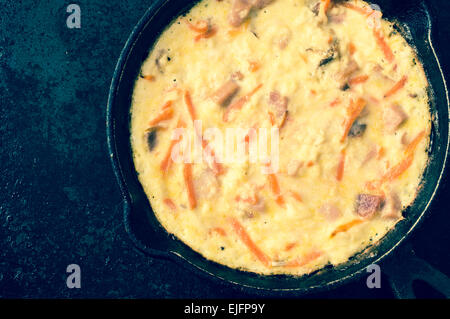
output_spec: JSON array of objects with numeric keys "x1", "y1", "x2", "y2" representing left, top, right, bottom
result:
[{"x1": 130, "y1": 0, "x2": 431, "y2": 275}]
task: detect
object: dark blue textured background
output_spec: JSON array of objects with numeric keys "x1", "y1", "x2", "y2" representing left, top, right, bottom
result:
[{"x1": 0, "y1": 0, "x2": 448, "y2": 298}]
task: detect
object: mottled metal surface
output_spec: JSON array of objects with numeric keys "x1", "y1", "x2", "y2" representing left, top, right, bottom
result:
[{"x1": 0, "y1": 0, "x2": 448, "y2": 298}]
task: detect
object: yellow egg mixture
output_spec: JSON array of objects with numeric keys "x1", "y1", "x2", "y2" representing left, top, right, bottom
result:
[{"x1": 130, "y1": 0, "x2": 431, "y2": 275}]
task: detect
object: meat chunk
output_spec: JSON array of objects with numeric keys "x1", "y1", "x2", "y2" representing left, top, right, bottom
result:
[
  {"x1": 212, "y1": 80, "x2": 240, "y2": 106},
  {"x1": 229, "y1": 0, "x2": 273, "y2": 27},
  {"x1": 269, "y1": 91, "x2": 288, "y2": 127},
  {"x1": 194, "y1": 169, "x2": 219, "y2": 200},
  {"x1": 277, "y1": 28, "x2": 292, "y2": 50},
  {"x1": 381, "y1": 192, "x2": 403, "y2": 219},
  {"x1": 253, "y1": 0, "x2": 273, "y2": 9},
  {"x1": 338, "y1": 58, "x2": 359, "y2": 88},
  {"x1": 355, "y1": 194, "x2": 384, "y2": 219},
  {"x1": 231, "y1": 71, "x2": 244, "y2": 81},
  {"x1": 320, "y1": 203, "x2": 342, "y2": 221},
  {"x1": 384, "y1": 104, "x2": 408, "y2": 133},
  {"x1": 329, "y1": 11, "x2": 346, "y2": 24},
  {"x1": 236, "y1": 193, "x2": 266, "y2": 219}
]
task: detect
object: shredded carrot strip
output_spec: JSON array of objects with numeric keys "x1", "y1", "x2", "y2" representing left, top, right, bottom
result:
[
  {"x1": 405, "y1": 130, "x2": 426, "y2": 155},
  {"x1": 307, "y1": 161, "x2": 315, "y2": 167},
  {"x1": 268, "y1": 173, "x2": 285, "y2": 206},
  {"x1": 384, "y1": 75, "x2": 408, "y2": 98},
  {"x1": 322, "y1": 0, "x2": 331, "y2": 14},
  {"x1": 249, "y1": 61, "x2": 261, "y2": 72},
  {"x1": 186, "y1": 20, "x2": 209, "y2": 33},
  {"x1": 284, "y1": 242, "x2": 298, "y2": 252},
  {"x1": 160, "y1": 119, "x2": 186, "y2": 173},
  {"x1": 349, "y1": 42, "x2": 356, "y2": 55},
  {"x1": 377, "y1": 146, "x2": 386, "y2": 159},
  {"x1": 348, "y1": 75, "x2": 369, "y2": 86},
  {"x1": 383, "y1": 130, "x2": 426, "y2": 181},
  {"x1": 341, "y1": 98, "x2": 367, "y2": 142},
  {"x1": 163, "y1": 198, "x2": 177, "y2": 210},
  {"x1": 148, "y1": 101, "x2": 174, "y2": 126},
  {"x1": 268, "y1": 111, "x2": 275, "y2": 126},
  {"x1": 183, "y1": 163, "x2": 197, "y2": 209},
  {"x1": 161, "y1": 100, "x2": 173, "y2": 110},
  {"x1": 227, "y1": 20, "x2": 250, "y2": 37},
  {"x1": 235, "y1": 194, "x2": 259, "y2": 205},
  {"x1": 330, "y1": 98, "x2": 341, "y2": 107},
  {"x1": 223, "y1": 84, "x2": 263, "y2": 122},
  {"x1": 373, "y1": 28, "x2": 395, "y2": 63},
  {"x1": 229, "y1": 217, "x2": 271, "y2": 268},
  {"x1": 142, "y1": 75, "x2": 155, "y2": 81},
  {"x1": 209, "y1": 227, "x2": 227, "y2": 237},
  {"x1": 194, "y1": 26, "x2": 217, "y2": 42},
  {"x1": 331, "y1": 219, "x2": 363, "y2": 238},
  {"x1": 300, "y1": 53, "x2": 308, "y2": 63},
  {"x1": 336, "y1": 148, "x2": 346, "y2": 181},
  {"x1": 290, "y1": 191, "x2": 303, "y2": 203},
  {"x1": 366, "y1": 130, "x2": 426, "y2": 190},
  {"x1": 202, "y1": 139, "x2": 225, "y2": 176},
  {"x1": 184, "y1": 90, "x2": 196, "y2": 121},
  {"x1": 282, "y1": 251, "x2": 323, "y2": 268}
]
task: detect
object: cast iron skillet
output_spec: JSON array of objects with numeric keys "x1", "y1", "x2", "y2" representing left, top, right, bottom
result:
[{"x1": 107, "y1": 0, "x2": 450, "y2": 297}]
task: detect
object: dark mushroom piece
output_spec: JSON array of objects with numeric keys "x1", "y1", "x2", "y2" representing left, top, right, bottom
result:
[
  {"x1": 212, "y1": 80, "x2": 240, "y2": 106},
  {"x1": 146, "y1": 129, "x2": 158, "y2": 152},
  {"x1": 155, "y1": 49, "x2": 170, "y2": 74},
  {"x1": 348, "y1": 120, "x2": 367, "y2": 138}
]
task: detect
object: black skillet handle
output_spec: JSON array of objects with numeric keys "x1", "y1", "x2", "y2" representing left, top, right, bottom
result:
[{"x1": 382, "y1": 242, "x2": 450, "y2": 298}]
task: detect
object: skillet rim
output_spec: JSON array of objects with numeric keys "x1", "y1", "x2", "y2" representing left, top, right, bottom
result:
[{"x1": 106, "y1": 0, "x2": 450, "y2": 295}]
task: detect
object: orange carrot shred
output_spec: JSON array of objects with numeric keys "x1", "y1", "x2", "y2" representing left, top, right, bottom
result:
[
  {"x1": 384, "y1": 75, "x2": 408, "y2": 98},
  {"x1": 209, "y1": 227, "x2": 227, "y2": 237},
  {"x1": 284, "y1": 242, "x2": 298, "y2": 251},
  {"x1": 160, "y1": 119, "x2": 186, "y2": 173},
  {"x1": 341, "y1": 98, "x2": 367, "y2": 142},
  {"x1": 405, "y1": 130, "x2": 426, "y2": 155},
  {"x1": 183, "y1": 163, "x2": 197, "y2": 209},
  {"x1": 331, "y1": 219, "x2": 364, "y2": 237},
  {"x1": 322, "y1": 0, "x2": 331, "y2": 14},
  {"x1": 142, "y1": 75, "x2": 155, "y2": 81},
  {"x1": 373, "y1": 28, "x2": 395, "y2": 63},
  {"x1": 330, "y1": 98, "x2": 341, "y2": 107},
  {"x1": 268, "y1": 111, "x2": 275, "y2": 126},
  {"x1": 365, "y1": 130, "x2": 426, "y2": 190},
  {"x1": 349, "y1": 42, "x2": 356, "y2": 55},
  {"x1": 194, "y1": 26, "x2": 217, "y2": 42},
  {"x1": 282, "y1": 251, "x2": 323, "y2": 268},
  {"x1": 163, "y1": 198, "x2": 177, "y2": 210},
  {"x1": 248, "y1": 61, "x2": 261, "y2": 73},
  {"x1": 290, "y1": 191, "x2": 303, "y2": 203},
  {"x1": 149, "y1": 101, "x2": 174, "y2": 126},
  {"x1": 184, "y1": 90, "x2": 196, "y2": 121},
  {"x1": 202, "y1": 139, "x2": 225, "y2": 176},
  {"x1": 223, "y1": 84, "x2": 263, "y2": 122},
  {"x1": 336, "y1": 148, "x2": 346, "y2": 181},
  {"x1": 186, "y1": 20, "x2": 209, "y2": 33},
  {"x1": 348, "y1": 75, "x2": 369, "y2": 86},
  {"x1": 377, "y1": 146, "x2": 386, "y2": 159},
  {"x1": 268, "y1": 173, "x2": 285, "y2": 206},
  {"x1": 229, "y1": 217, "x2": 271, "y2": 268}
]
